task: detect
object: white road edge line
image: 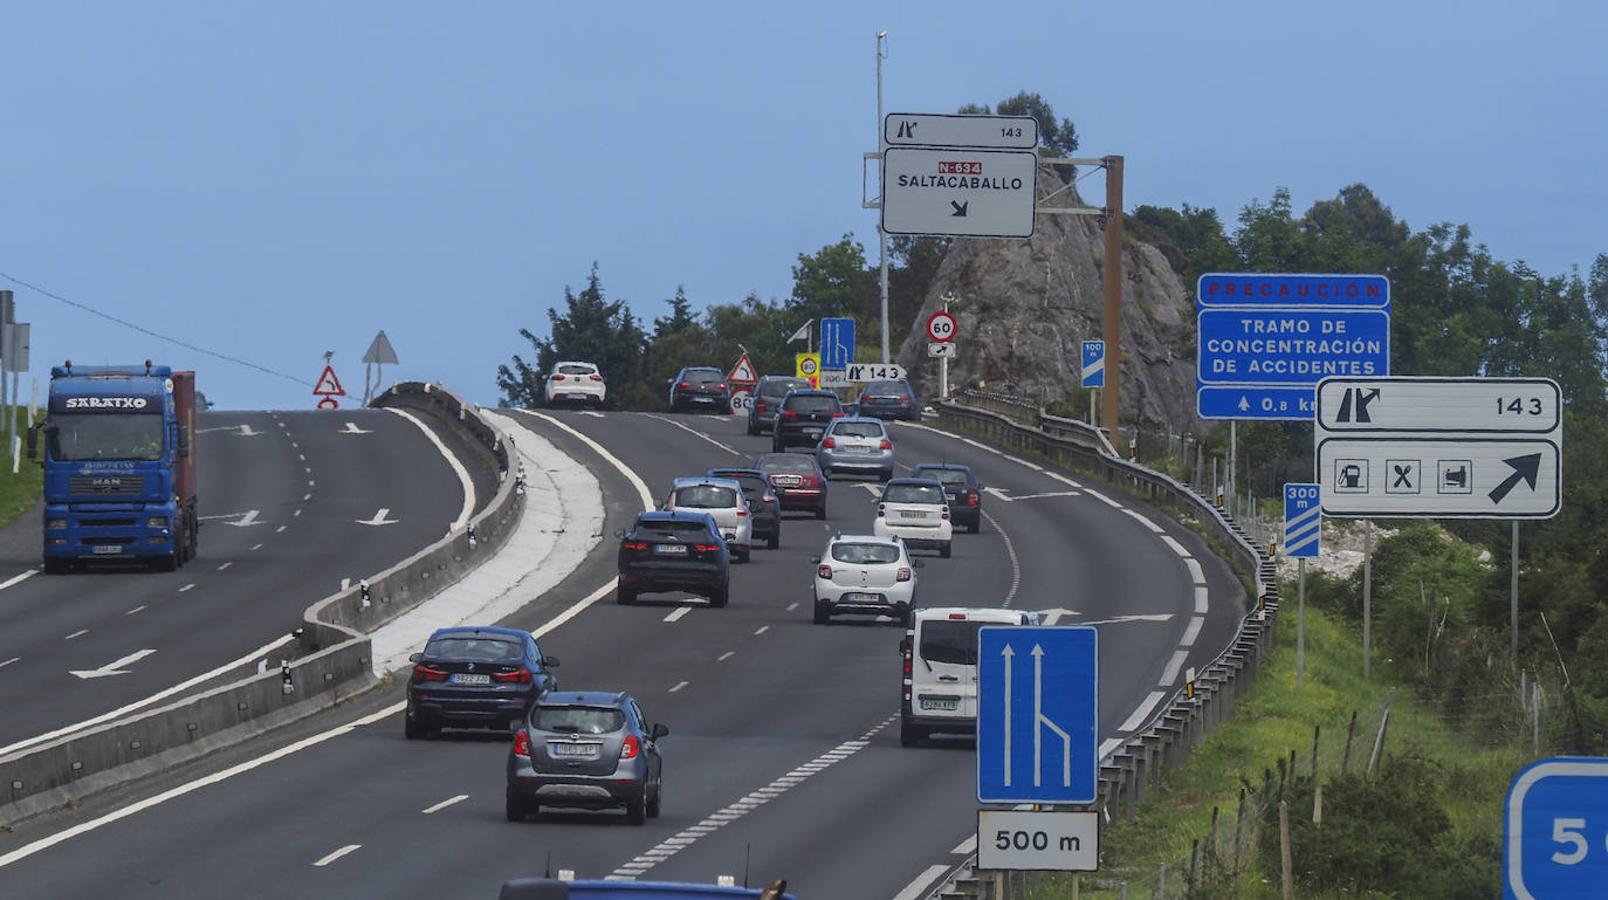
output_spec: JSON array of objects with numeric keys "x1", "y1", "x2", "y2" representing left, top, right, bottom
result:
[
  {"x1": 312, "y1": 844, "x2": 361, "y2": 867},
  {"x1": 386, "y1": 407, "x2": 475, "y2": 533},
  {"x1": 1123, "y1": 509, "x2": 1165, "y2": 533},
  {"x1": 640, "y1": 413, "x2": 741, "y2": 457},
  {"x1": 1195, "y1": 586, "x2": 1209, "y2": 614},
  {"x1": 980, "y1": 507, "x2": 1021, "y2": 606},
  {"x1": 663, "y1": 606, "x2": 691, "y2": 623},
  {"x1": 515, "y1": 409, "x2": 654, "y2": 510},
  {"x1": 951, "y1": 835, "x2": 977, "y2": 855},
  {"x1": 893, "y1": 864, "x2": 952, "y2": 900},
  {"x1": 1100, "y1": 737, "x2": 1122, "y2": 760},
  {"x1": 1160, "y1": 536, "x2": 1190, "y2": 557},
  {"x1": 1184, "y1": 557, "x2": 1206, "y2": 585},
  {"x1": 1181, "y1": 615, "x2": 1205, "y2": 648},
  {"x1": 1159, "y1": 649, "x2": 1190, "y2": 686},
  {"x1": 0, "y1": 569, "x2": 38, "y2": 592},
  {"x1": 1118, "y1": 690, "x2": 1168, "y2": 733},
  {"x1": 421, "y1": 794, "x2": 469, "y2": 815}
]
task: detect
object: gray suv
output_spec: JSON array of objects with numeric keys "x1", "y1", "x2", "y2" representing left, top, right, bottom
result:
[
  {"x1": 506, "y1": 691, "x2": 668, "y2": 825},
  {"x1": 746, "y1": 375, "x2": 811, "y2": 435}
]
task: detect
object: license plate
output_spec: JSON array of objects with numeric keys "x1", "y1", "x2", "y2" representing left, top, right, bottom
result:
[
  {"x1": 451, "y1": 673, "x2": 491, "y2": 685},
  {"x1": 654, "y1": 543, "x2": 689, "y2": 555},
  {"x1": 549, "y1": 742, "x2": 601, "y2": 759},
  {"x1": 903, "y1": 510, "x2": 932, "y2": 520},
  {"x1": 848, "y1": 446, "x2": 874, "y2": 454},
  {"x1": 774, "y1": 476, "x2": 801, "y2": 487},
  {"x1": 93, "y1": 545, "x2": 122, "y2": 555},
  {"x1": 805, "y1": 429, "x2": 822, "y2": 438},
  {"x1": 844, "y1": 592, "x2": 881, "y2": 602},
  {"x1": 921, "y1": 698, "x2": 959, "y2": 711}
]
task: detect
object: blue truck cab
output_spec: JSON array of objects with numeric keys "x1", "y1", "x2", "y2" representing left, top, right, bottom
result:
[{"x1": 28, "y1": 362, "x2": 199, "y2": 573}]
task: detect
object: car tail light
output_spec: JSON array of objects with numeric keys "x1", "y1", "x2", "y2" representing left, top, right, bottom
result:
[
  {"x1": 552, "y1": 374, "x2": 566, "y2": 381},
  {"x1": 678, "y1": 382, "x2": 691, "y2": 390},
  {"x1": 903, "y1": 646, "x2": 913, "y2": 677},
  {"x1": 877, "y1": 504, "x2": 885, "y2": 518},
  {"x1": 941, "y1": 507, "x2": 951, "y2": 520},
  {"x1": 781, "y1": 410, "x2": 798, "y2": 421},
  {"x1": 693, "y1": 543, "x2": 721, "y2": 552},
  {"x1": 589, "y1": 374, "x2": 603, "y2": 382},
  {"x1": 802, "y1": 475, "x2": 819, "y2": 488},
  {"x1": 717, "y1": 384, "x2": 729, "y2": 393},
  {"x1": 967, "y1": 491, "x2": 979, "y2": 506},
  {"x1": 512, "y1": 729, "x2": 531, "y2": 758},
  {"x1": 896, "y1": 567, "x2": 912, "y2": 582},
  {"x1": 620, "y1": 734, "x2": 641, "y2": 760},
  {"x1": 411, "y1": 664, "x2": 448, "y2": 683},
  {"x1": 818, "y1": 564, "x2": 833, "y2": 579},
  {"x1": 831, "y1": 411, "x2": 845, "y2": 418},
  {"x1": 623, "y1": 540, "x2": 649, "y2": 551},
  {"x1": 879, "y1": 438, "x2": 892, "y2": 450},
  {"x1": 736, "y1": 508, "x2": 748, "y2": 517},
  {"x1": 755, "y1": 400, "x2": 767, "y2": 413},
  {"x1": 494, "y1": 668, "x2": 533, "y2": 684},
  {"x1": 821, "y1": 437, "x2": 836, "y2": 449}
]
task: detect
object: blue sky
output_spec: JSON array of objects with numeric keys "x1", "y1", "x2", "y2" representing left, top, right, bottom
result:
[{"x1": 2, "y1": 1, "x2": 1601, "y2": 409}]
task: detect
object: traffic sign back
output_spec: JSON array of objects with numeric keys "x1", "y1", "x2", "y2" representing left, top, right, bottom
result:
[
  {"x1": 978, "y1": 626, "x2": 1098, "y2": 805},
  {"x1": 1283, "y1": 484, "x2": 1321, "y2": 559}
]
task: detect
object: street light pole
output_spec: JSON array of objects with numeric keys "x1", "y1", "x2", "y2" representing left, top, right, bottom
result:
[{"x1": 876, "y1": 31, "x2": 891, "y2": 365}]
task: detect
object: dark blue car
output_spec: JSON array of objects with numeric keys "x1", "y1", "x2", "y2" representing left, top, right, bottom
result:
[
  {"x1": 617, "y1": 510, "x2": 731, "y2": 607},
  {"x1": 405, "y1": 625, "x2": 560, "y2": 739},
  {"x1": 857, "y1": 379, "x2": 921, "y2": 421}
]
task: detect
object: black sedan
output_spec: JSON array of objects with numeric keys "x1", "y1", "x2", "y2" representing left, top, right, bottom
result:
[
  {"x1": 857, "y1": 379, "x2": 921, "y2": 421},
  {"x1": 506, "y1": 690, "x2": 668, "y2": 825},
  {"x1": 617, "y1": 510, "x2": 731, "y2": 607},
  {"x1": 707, "y1": 466, "x2": 783, "y2": 549},
  {"x1": 667, "y1": 366, "x2": 731, "y2": 413},
  {"x1": 911, "y1": 462, "x2": 984, "y2": 533},
  {"x1": 405, "y1": 626, "x2": 560, "y2": 739}
]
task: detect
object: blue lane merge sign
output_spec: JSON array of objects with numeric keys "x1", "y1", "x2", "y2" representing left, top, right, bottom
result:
[
  {"x1": 1505, "y1": 757, "x2": 1608, "y2": 898},
  {"x1": 820, "y1": 317, "x2": 856, "y2": 371},
  {"x1": 977, "y1": 626, "x2": 1098, "y2": 805},
  {"x1": 1197, "y1": 309, "x2": 1390, "y2": 385},
  {"x1": 1080, "y1": 340, "x2": 1105, "y2": 389},
  {"x1": 1198, "y1": 273, "x2": 1391, "y2": 309},
  {"x1": 1283, "y1": 483, "x2": 1321, "y2": 559}
]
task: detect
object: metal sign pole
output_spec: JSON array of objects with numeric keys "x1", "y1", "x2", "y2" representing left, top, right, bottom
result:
[
  {"x1": 875, "y1": 32, "x2": 891, "y2": 365},
  {"x1": 1363, "y1": 520, "x2": 1373, "y2": 680},
  {"x1": 1100, "y1": 157, "x2": 1124, "y2": 439},
  {"x1": 1229, "y1": 421, "x2": 1237, "y2": 516},
  {"x1": 1297, "y1": 557, "x2": 1306, "y2": 688},
  {"x1": 1511, "y1": 520, "x2": 1520, "y2": 662}
]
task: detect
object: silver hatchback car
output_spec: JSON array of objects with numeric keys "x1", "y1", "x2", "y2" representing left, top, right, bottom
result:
[{"x1": 817, "y1": 416, "x2": 895, "y2": 481}]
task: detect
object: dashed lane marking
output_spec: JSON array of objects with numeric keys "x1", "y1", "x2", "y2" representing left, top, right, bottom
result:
[
  {"x1": 1184, "y1": 558, "x2": 1205, "y2": 585},
  {"x1": 1083, "y1": 487, "x2": 1123, "y2": 509},
  {"x1": 1124, "y1": 509, "x2": 1165, "y2": 533},
  {"x1": 753, "y1": 625, "x2": 769, "y2": 636},
  {"x1": 663, "y1": 606, "x2": 692, "y2": 623},
  {"x1": 785, "y1": 602, "x2": 799, "y2": 612},
  {"x1": 641, "y1": 413, "x2": 741, "y2": 457},
  {"x1": 421, "y1": 794, "x2": 468, "y2": 815},
  {"x1": 64, "y1": 629, "x2": 87, "y2": 641},
  {"x1": 179, "y1": 583, "x2": 195, "y2": 592},
  {"x1": 716, "y1": 651, "x2": 735, "y2": 662},
  {"x1": 312, "y1": 844, "x2": 361, "y2": 867},
  {"x1": 276, "y1": 525, "x2": 288, "y2": 533},
  {"x1": 216, "y1": 562, "x2": 232, "y2": 571},
  {"x1": 0, "y1": 569, "x2": 38, "y2": 592},
  {"x1": 0, "y1": 657, "x2": 20, "y2": 669},
  {"x1": 1181, "y1": 615, "x2": 1205, "y2": 648},
  {"x1": 668, "y1": 681, "x2": 688, "y2": 693},
  {"x1": 125, "y1": 605, "x2": 146, "y2": 616},
  {"x1": 1160, "y1": 535, "x2": 1190, "y2": 557},
  {"x1": 1118, "y1": 690, "x2": 1168, "y2": 733},
  {"x1": 1159, "y1": 649, "x2": 1189, "y2": 686},
  {"x1": 1195, "y1": 586, "x2": 1209, "y2": 614}
]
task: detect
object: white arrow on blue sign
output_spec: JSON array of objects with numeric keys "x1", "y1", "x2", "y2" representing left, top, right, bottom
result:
[
  {"x1": 977, "y1": 626, "x2": 1098, "y2": 805},
  {"x1": 1505, "y1": 757, "x2": 1608, "y2": 898},
  {"x1": 820, "y1": 317, "x2": 856, "y2": 371},
  {"x1": 1080, "y1": 340, "x2": 1105, "y2": 389},
  {"x1": 1283, "y1": 483, "x2": 1321, "y2": 559}
]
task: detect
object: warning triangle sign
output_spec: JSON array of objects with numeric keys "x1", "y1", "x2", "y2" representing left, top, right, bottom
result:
[
  {"x1": 312, "y1": 365, "x2": 347, "y2": 396},
  {"x1": 727, "y1": 353, "x2": 758, "y2": 385}
]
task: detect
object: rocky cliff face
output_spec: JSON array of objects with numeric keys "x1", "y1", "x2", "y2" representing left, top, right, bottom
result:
[{"x1": 894, "y1": 165, "x2": 1196, "y2": 429}]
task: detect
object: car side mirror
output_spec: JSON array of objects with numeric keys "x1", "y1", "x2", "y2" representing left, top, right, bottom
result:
[
  {"x1": 613, "y1": 528, "x2": 626, "y2": 539},
  {"x1": 898, "y1": 638, "x2": 909, "y2": 655},
  {"x1": 178, "y1": 424, "x2": 191, "y2": 459},
  {"x1": 542, "y1": 656, "x2": 561, "y2": 668},
  {"x1": 651, "y1": 723, "x2": 670, "y2": 740},
  {"x1": 25, "y1": 424, "x2": 38, "y2": 460},
  {"x1": 408, "y1": 652, "x2": 421, "y2": 663},
  {"x1": 810, "y1": 555, "x2": 820, "y2": 564},
  {"x1": 912, "y1": 559, "x2": 926, "y2": 569}
]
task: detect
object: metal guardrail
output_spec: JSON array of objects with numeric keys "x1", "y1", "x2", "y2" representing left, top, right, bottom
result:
[{"x1": 928, "y1": 392, "x2": 1279, "y2": 897}]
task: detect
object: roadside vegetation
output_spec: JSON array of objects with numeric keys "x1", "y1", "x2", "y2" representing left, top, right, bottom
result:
[{"x1": 0, "y1": 405, "x2": 43, "y2": 530}]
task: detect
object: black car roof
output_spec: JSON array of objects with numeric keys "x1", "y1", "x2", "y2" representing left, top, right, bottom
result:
[
  {"x1": 783, "y1": 389, "x2": 839, "y2": 399},
  {"x1": 913, "y1": 463, "x2": 973, "y2": 473},
  {"x1": 428, "y1": 625, "x2": 528, "y2": 641},
  {"x1": 707, "y1": 467, "x2": 766, "y2": 478},
  {"x1": 538, "y1": 690, "x2": 628, "y2": 707},
  {"x1": 884, "y1": 477, "x2": 945, "y2": 487}
]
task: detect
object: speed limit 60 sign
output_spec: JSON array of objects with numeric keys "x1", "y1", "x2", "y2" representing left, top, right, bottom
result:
[{"x1": 926, "y1": 310, "x2": 957, "y2": 343}]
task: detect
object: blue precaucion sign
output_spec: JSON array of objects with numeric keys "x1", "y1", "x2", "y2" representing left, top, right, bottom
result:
[
  {"x1": 820, "y1": 317, "x2": 856, "y2": 371},
  {"x1": 1283, "y1": 483, "x2": 1321, "y2": 559},
  {"x1": 1198, "y1": 273, "x2": 1390, "y2": 309},
  {"x1": 977, "y1": 626, "x2": 1098, "y2": 805},
  {"x1": 1080, "y1": 340, "x2": 1105, "y2": 389},
  {"x1": 1505, "y1": 757, "x2": 1608, "y2": 898}
]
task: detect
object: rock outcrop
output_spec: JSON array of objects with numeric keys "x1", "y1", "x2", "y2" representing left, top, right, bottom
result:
[{"x1": 894, "y1": 163, "x2": 1196, "y2": 429}]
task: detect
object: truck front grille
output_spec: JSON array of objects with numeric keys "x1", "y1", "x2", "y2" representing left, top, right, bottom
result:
[{"x1": 69, "y1": 475, "x2": 145, "y2": 497}]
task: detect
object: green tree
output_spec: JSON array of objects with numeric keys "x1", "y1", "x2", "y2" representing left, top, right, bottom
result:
[
  {"x1": 788, "y1": 234, "x2": 874, "y2": 329},
  {"x1": 994, "y1": 91, "x2": 1078, "y2": 157},
  {"x1": 496, "y1": 265, "x2": 646, "y2": 407}
]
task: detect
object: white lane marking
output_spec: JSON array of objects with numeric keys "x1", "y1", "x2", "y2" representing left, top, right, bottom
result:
[
  {"x1": 421, "y1": 794, "x2": 468, "y2": 815},
  {"x1": 1159, "y1": 649, "x2": 1189, "y2": 686},
  {"x1": 533, "y1": 579, "x2": 617, "y2": 641},
  {"x1": 339, "y1": 422, "x2": 371, "y2": 435},
  {"x1": 1083, "y1": 487, "x2": 1123, "y2": 509},
  {"x1": 312, "y1": 844, "x2": 361, "y2": 867},
  {"x1": 515, "y1": 410, "x2": 654, "y2": 510},
  {"x1": 1159, "y1": 535, "x2": 1190, "y2": 557},
  {"x1": 216, "y1": 562, "x2": 232, "y2": 571},
  {"x1": 753, "y1": 625, "x2": 769, "y2": 636},
  {"x1": 951, "y1": 835, "x2": 977, "y2": 855},
  {"x1": 608, "y1": 716, "x2": 896, "y2": 881},
  {"x1": 893, "y1": 865, "x2": 951, "y2": 900},
  {"x1": 386, "y1": 407, "x2": 475, "y2": 533},
  {"x1": 1118, "y1": 690, "x2": 1168, "y2": 733},
  {"x1": 69, "y1": 648, "x2": 157, "y2": 680},
  {"x1": 250, "y1": 543, "x2": 263, "y2": 551},
  {"x1": 294, "y1": 509, "x2": 303, "y2": 518},
  {"x1": 1184, "y1": 558, "x2": 1206, "y2": 585},
  {"x1": 663, "y1": 606, "x2": 692, "y2": 623},
  {"x1": 355, "y1": 508, "x2": 399, "y2": 527},
  {"x1": 276, "y1": 525, "x2": 288, "y2": 533},
  {"x1": 1045, "y1": 470, "x2": 1082, "y2": 489},
  {"x1": 341, "y1": 578, "x2": 351, "y2": 591},
  {"x1": 641, "y1": 413, "x2": 740, "y2": 457},
  {"x1": 785, "y1": 602, "x2": 799, "y2": 612},
  {"x1": 579, "y1": 411, "x2": 605, "y2": 418},
  {"x1": 64, "y1": 629, "x2": 88, "y2": 641},
  {"x1": 981, "y1": 507, "x2": 1020, "y2": 605},
  {"x1": 1004, "y1": 456, "x2": 1044, "y2": 471},
  {"x1": 302, "y1": 493, "x2": 311, "y2": 502},
  {"x1": 1181, "y1": 615, "x2": 1205, "y2": 648},
  {"x1": 179, "y1": 583, "x2": 195, "y2": 592},
  {"x1": 0, "y1": 657, "x2": 19, "y2": 669},
  {"x1": 0, "y1": 632, "x2": 296, "y2": 758},
  {"x1": 306, "y1": 480, "x2": 315, "y2": 487},
  {"x1": 1080, "y1": 614, "x2": 1173, "y2": 626},
  {"x1": 1100, "y1": 737, "x2": 1122, "y2": 760},
  {"x1": 125, "y1": 605, "x2": 146, "y2": 616},
  {"x1": 716, "y1": 651, "x2": 735, "y2": 662},
  {"x1": 1195, "y1": 586, "x2": 1209, "y2": 614},
  {"x1": 298, "y1": 454, "x2": 306, "y2": 462},
  {"x1": 303, "y1": 466, "x2": 311, "y2": 474},
  {"x1": 1124, "y1": 509, "x2": 1165, "y2": 533},
  {"x1": 0, "y1": 569, "x2": 38, "y2": 592},
  {"x1": 668, "y1": 681, "x2": 688, "y2": 693}
]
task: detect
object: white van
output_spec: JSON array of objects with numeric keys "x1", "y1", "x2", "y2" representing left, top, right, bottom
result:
[{"x1": 900, "y1": 606, "x2": 1039, "y2": 747}]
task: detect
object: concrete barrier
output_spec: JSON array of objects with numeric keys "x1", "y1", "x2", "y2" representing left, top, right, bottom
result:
[{"x1": 0, "y1": 382, "x2": 522, "y2": 826}]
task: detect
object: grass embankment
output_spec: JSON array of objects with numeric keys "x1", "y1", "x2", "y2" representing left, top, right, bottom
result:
[
  {"x1": 1030, "y1": 605, "x2": 1519, "y2": 898},
  {"x1": 0, "y1": 406, "x2": 42, "y2": 530}
]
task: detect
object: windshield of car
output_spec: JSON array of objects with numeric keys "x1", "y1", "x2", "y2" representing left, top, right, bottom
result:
[
  {"x1": 785, "y1": 394, "x2": 840, "y2": 413},
  {"x1": 711, "y1": 473, "x2": 767, "y2": 497},
  {"x1": 759, "y1": 455, "x2": 815, "y2": 473},
  {"x1": 557, "y1": 364, "x2": 594, "y2": 376},
  {"x1": 48, "y1": 413, "x2": 165, "y2": 462},
  {"x1": 831, "y1": 543, "x2": 901, "y2": 564},
  {"x1": 633, "y1": 519, "x2": 712, "y2": 540},
  {"x1": 761, "y1": 379, "x2": 808, "y2": 398},
  {"x1": 883, "y1": 483, "x2": 945, "y2": 505},
  {"x1": 424, "y1": 636, "x2": 523, "y2": 661},
  {"x1": 831, "y1": 422, "x2": 883, "y2": 439},
  {"x1": 682, "y1": 370, "x2": 722, "y2": 383},
  {"x1": 672, "y1": 485, "x2": 738, "y2": 509},
  {"x1": 919, "y1": 621, "x2": 987, "y2": 666},
  {"x1": 865, "y1": 381, "x2": 910, "y2": 397},
  {"x1": 531, "y1": 706, "x2": 624, "y2": 735},
  {"x1": 918, "y1": 469, "x2": 969, "y2": 487}
]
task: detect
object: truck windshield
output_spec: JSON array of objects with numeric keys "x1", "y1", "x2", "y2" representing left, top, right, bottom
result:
[{"x1": 49, "y1": 414, "x2": 164, "y2": 461}]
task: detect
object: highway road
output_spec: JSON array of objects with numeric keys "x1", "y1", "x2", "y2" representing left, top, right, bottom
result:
[
  {"x1": 0, "y1": 409, "x2": 479, "y2": 752},
  {"x1": 0, "y1": 408, "x2": 1244, "y2": 899}
]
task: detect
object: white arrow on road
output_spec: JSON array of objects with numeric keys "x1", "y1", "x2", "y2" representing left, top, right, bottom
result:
[
  {"x1": 196, "y1": 424, "x2": 261, "y2": 436},
  {"x1": 1037, "y1": 607, "x2": 1077, "y2": 626},
  {"x1": 1002, "y1": 643, "x2": 1014, "y2": 787},
  {"x1": 1079, "y1": 613, "x2": 1174, "y2": 626},
  {"x1": 356, "y1": 508, "x2": 398, "y2": 526},
  {"x1": 340, "y1": 421, "x2": 372, "y2": 435},
  {"x1": 985, "y1": 487, "x2": 1078, "y2": 502},
  {"x1": 227, "y1": 509, "x2": 261, "y2": 528},
  {"x1": 70, "y1": 648, "x2": 156, "y2": 679}
]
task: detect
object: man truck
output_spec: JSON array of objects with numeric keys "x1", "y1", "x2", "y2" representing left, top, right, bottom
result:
[{"x1": 28, "y1": 361, "x2": 199, "y2": 573}]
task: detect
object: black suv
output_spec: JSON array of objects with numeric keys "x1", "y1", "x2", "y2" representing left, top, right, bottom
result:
[
  {"x1": 911, "y1": 463, "x2": 983, "y2": 533},
  {"x1": 616, "y1": 511, "x2": 730, "y2": 607},
  {"x1": 667, "y1": 367, "x2": 730, "y2": 413},
  {"x1": 771, "y1": 389, "x2": 844, "y2": 452},
  {"x1": 746, "y1": 375, "x2": 811, "y2": 435},
  {"x1": 857, "y1": 379, "x2": 921, "y2": 421}
]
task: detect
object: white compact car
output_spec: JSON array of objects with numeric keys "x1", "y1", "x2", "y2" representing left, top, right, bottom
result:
[
  {"x1": 900, "y1": 607, "x2": 1039, "y2": 747},
  {"x1": 872, "y1": 478, "x2": 953, "y2": 558},
  {"x1": 662, "y1": 477, "x2": 752, "y2": 562},
  {"x1": 544, "y1": 361, "x2": 607, "y2": 408},
  {"x1": 812, "y1": 533, "x2": 920, "y2": 626}
]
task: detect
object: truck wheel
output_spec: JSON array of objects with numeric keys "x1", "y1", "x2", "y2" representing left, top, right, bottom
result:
[
  {"x1": 42, "y1": 558, "x2": 68, "y2": 575},
  {"x1": 155, "y1": 553, "x2": 178, "y2": 573}
]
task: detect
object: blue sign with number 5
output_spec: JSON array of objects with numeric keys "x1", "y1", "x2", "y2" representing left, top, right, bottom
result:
[{"x1": 1506, "y1": 757, "x2": 1608, "y2": 898}]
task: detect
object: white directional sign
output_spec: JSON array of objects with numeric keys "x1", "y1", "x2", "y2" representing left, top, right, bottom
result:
[
  {"x1": 884, "y1": 112, "x2": 1039, "y2": 150},
  {"x1": 1316, "y1": 377, "x2": 1562, "y2": 518},
  {"x1": 818, "y1": 369, "x2": 851, "y2": 388},
  {"x1": 977, "y1": 810, "x2": 1098, "y2": 872},
  {"x1": 928, "y1": 342, "x2": 956, "y2": 358},
  {"x1": 882, "y1": 147, "x2": 1037, "y2": 239},
  {"x1": 847, "y1": 363, "x2": 907, "y2": 382}
]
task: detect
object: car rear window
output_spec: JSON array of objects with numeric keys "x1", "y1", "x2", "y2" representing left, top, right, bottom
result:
[
  {"x1": 760, "y1": 455, "x2": 816, "y2": 473},
  {"x1": 865, "y1": 381, "x2": 910, "y2": 396},
  {"x1": 919, "y1": 469, "x2": 969, "y2": 487},
  {"x1": 683, "y1": 370, "x2": 723, "y2": 383},
  {"x1": 919, "y1": 621, "x2": 986, "y2": 666},
  {"x1": 831, "y1": 543, "x2": 901, "y2": 565},
  {"x1": 884, "y1": 483, "x2": 945, "y2": 505},
  {"x1": 532, "y1": 706, "x2": 624, "y2": 735},
  {"x1": 711, "y1": 474, "x2": 767, "y2": 496},
  {"x1": 634, "y1": 519, "x2": 710, "y2": 540},
  {"x1": 786, "y1": 395, "x2": 840, "y2": 413},
  {"x1": 762, "y1": 379, "x2": 809, "y2": 398},
  {"x1": 557, "y1": 364, "x2": 595, "y2": 375},
  {"x1": 425, "y1": 637, "x2": 522, "y2": 662},
  {"x1": 832, "y1": 422, "x2": 883, "y2": 439},
  {"x1": 673, "y1": 485, "x2": 738, "y2": 508}
]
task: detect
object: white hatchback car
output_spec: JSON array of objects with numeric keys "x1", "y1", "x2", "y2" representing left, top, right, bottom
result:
[
  {"x1": 544, "y1": 361, "x2": 607, "y2": 408},
  {"x1": 872, "y1": 478, "x2": 953, "y2": 558},
  {"x1": 812, "y1": 533, "x2": 920, "y2": 626},
  {"x1": 662, "y1": 477, "x2": 752, "y2": 562}
]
